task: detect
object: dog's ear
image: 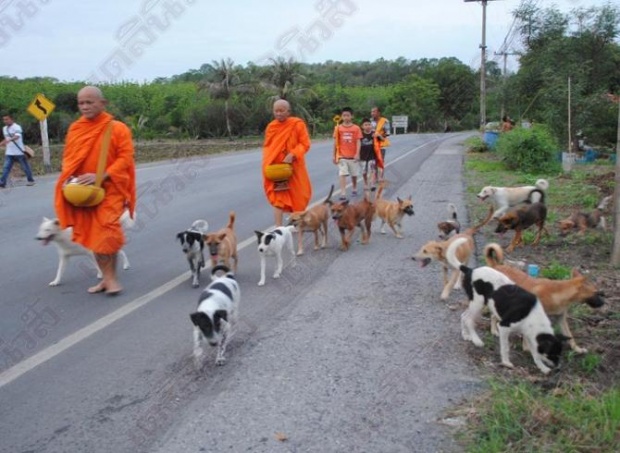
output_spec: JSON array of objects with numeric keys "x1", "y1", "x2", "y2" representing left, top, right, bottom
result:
[
  {"x1": 43, "y1": 216, "x2": 50, "y2": 222},
  {"x1": 397, "y1": 196, "x2": 403, "y2": 204},
  {"x1": 217, "y1": 232, "x2": 227, "y2": 241},
  {"x1": 190, "y1": 312, "x2": 208, "y2": 327},
  {"x1": 255, "y1": 230, "x2": 264, "y2": 241},
  {"x1": 213, "y1": 309, "x2": 228, "y2": 331},
  {"x1": 176, "y1": 232, "x2": 185, "y2": 242},
  {"x1": 407, "y1": 194, "x2": 413, "y2": 201},
  {"x1": 342, "y1": 200, "x2": 349, "y2": 206},
  {"x1": 54, "y1": 219, "x2": 60, "y2": 226},
  {"x1": 570, "y1": 268, "x2": 583, "y2": 278}
]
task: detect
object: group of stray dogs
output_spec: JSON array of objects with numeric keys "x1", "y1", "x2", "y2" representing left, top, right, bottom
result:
[
  {"x1": 414, "y1": 178, "x2": 607, "y2": 374},
  {"x1": 36, "y1": 176, "x2": 608, "y2": 373}
]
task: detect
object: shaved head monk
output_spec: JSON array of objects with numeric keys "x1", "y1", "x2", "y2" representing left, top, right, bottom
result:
[
  {"x1": 262, "y1": 99, "x2": 312, "y2": 226},
  {"x1": 54, "y1": 86, "x2": 136, "y2": 295}
]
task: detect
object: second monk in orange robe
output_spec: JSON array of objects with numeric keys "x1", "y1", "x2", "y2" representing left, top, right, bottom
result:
[{"x1": 262, "y1": 99, "x2": 312, "y2": 226}]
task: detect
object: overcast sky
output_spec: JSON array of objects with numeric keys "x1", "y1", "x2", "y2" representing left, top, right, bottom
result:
[{"x1": 0, "y1": 0, "x2": 613, "y2": 83}]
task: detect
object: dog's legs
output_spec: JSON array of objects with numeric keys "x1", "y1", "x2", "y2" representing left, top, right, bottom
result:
[
  {"x1": 559, "y1": 313, "x2": 586, "y2": 353},
  {"x1": 461, "y1": 306, "x2": 484, "y2": 347},
  {"x1": 339, "y1": 228, "x2": 349, "y2": 251},
  {"x1": 274, "y1": 249, "x2": 283, "y2": 279},
  {"x1": 189, "y1": 258, "x2": 199, "y2": 288},
  {"x1": 50, "y1": 255, "x2": 69, "y2": 286},
  {"x1": 525, "y1": 334, "x2": 553, "y2": 374},
  {"x1": 380, "y1": 219, "x2": 387, "y2": 235},
  {"x1": 387, "y1": 220, "x2": 402, "y2": 238},
  {"x1": 321, "y1": 220, "x2": 328, "y2": 248},
  {"x1": 91, "y1": 252, "x2": 103, "y2": 279},
  {"x1": 193, "y1": 327, "x2": 204, "y2": 369},
  {"x1": 119, "y1": 249, "x2": 130, "y2": 270},
  {"x1": 498, "y1": 327, "x2": 516, "y2": 369},
  {"x1": 440, "y1": 269, "x2": 461, "y2": 301},
  {"x1": 296, "y1": 230, "x2": 304, "y2": 256},
  {"x1": 215, "y1": 322, "x2": 229, "y2": 366},
  {"x1": 258, "y1": 256, "x2": 266, "y2": 286},
  {"x1": 286, "y1": 233, "x2": 297, "y2": 267}
]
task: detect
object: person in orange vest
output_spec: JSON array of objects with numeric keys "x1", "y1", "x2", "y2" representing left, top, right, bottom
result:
[
  {"x1": 333, "y1": 107, "x2": 362, "y2": 200},
  {"x1": 370, "y1": 106, "x2": 391, "y2": 180}
]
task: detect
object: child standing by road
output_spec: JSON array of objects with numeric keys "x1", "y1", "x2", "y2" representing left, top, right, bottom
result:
[
  {"x1": 359, "y1": 118, "x2": 384, "y2": 191},
  {"x1": 333, "y1": 107, "x2": 362, "y2": 200}
]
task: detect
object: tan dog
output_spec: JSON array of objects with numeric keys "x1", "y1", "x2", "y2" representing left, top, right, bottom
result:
[
  {"x1": 484, "y1": 243, "x2": 604, "y2": 353},
  {"x1": 288, "y1": 185, "x2": 334, "y2": 255},
  {"x1": 373, "y1": 181, "x2": 414, "y2": 238},
  {"x1": 204, "y1": 211, "x2": 238, "y2": 271},
  {"x1": 495, "y1": 202, "x2": 548, "y2": 253},
  {"x1": 330, "y1": 191, "x2": 375, "y2": 251},
  {"x1": 412, "y1": 206, "x2": 493, "y2": 301},
  {"x1": 558, "y1": 195, "x2": 611, "y2": 236}
]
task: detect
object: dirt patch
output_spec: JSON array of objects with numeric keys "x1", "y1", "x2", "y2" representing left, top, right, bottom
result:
[{"x1": 466, "y1": 158, "x2": 619, "y2": 389}]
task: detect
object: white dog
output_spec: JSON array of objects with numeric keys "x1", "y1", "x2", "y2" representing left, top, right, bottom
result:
[
  {"x1": 255, "y1": 225, "x2": 296, "y2": 286},
  {"x1": 477, "y1": 178, "x2": 549, "y2": 219},
  {"x1": 447, "y1": 237, "x2": 567, "y2": 374},
  {"x1": 36, "y1": 210, "x2": 134, "y2": 286},
  {"x1": 190, "y1": 264, "x2": 240, "y2": 368},
  {"x1": 176, "y1": 219, "x2": 210, "y2": 288}
]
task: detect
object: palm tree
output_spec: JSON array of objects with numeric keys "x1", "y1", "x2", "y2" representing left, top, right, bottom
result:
[{"x1": 199, "y1": 58, "x2": 240, "y2": 139}]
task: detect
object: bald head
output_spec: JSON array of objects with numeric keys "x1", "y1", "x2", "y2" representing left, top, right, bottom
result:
[
  {"x1": 77, "y1": 85, "x2": 107, "y2": 120},
  {"x1": 272, "y1": 99, "x2": 291, "y2": 122}
]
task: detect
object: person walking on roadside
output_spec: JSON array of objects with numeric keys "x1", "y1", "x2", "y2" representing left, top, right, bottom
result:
[
  {"x1": 0, "y1": 114, "x2": 36, "y2": 188},
  {"x1": 333, "y1": 107, "x2": 362, "y2": 200},
  {"x1": 54, "y1": 86, "x2": 136, "y2": 296},
  {"x1": 370, "y1": 106, "x2": 391, "y2": 180},
  {"x1": 262, "y1": 99, "x2": 313, "y2": 226}
]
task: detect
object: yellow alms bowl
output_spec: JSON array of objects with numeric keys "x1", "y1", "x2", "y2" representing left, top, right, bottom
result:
[
  {"x1": 265, "y1": 163, "x2": 293, "y2": 182},
  {"x1": 62, "y1": 183, "x2": 105, "y2": 207}
]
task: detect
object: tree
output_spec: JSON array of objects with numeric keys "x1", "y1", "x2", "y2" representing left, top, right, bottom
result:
[{"x1": 199, "y1": 58, "x2": 242, "y2": 139}]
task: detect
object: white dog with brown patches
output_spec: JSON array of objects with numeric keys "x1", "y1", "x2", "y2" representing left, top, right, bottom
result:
[{"x1": 477, "y1": 179, "x2": 549, "y2": 219}]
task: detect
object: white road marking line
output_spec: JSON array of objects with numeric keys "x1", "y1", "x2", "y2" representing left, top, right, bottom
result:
[{"x1": 0, "y1": 137, "x2": 446, "y2": 388}]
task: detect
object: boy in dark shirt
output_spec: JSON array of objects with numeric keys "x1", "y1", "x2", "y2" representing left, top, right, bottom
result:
[{"x1": 359, "y1": 118, "x2": 381, "y2": 191}]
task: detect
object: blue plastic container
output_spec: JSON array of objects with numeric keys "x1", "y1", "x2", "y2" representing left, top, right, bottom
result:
[{"x1": 483, "y1": 131, "x2": 499, "y2": 149}]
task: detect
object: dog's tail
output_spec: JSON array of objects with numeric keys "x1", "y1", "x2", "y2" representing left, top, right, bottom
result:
[
  {"x1": 211, "y1": 264, "x2": 232, "y2": 278},
  {"x1": 528, "y1": 188, "x2": 545, "y2": 204},
  {"x1": 463, "y1": 205, "x2": 493, "y2": 236},
  {"x1": 535, "y1": 179, "x2": 550, "y2": 192},
  {"x1": 227, "y1": 211, "x2": 236, "y2": 230},
  {"x1": 448, "y1": 203, "x2": 458, "y2": 221},
  {"x1": 446, "y1": 236, "x2": 472, "y2": 277},
  {"x1": 483, "y1": 242, "x2": 504, "y2": 268},
  {"x1": 323, "y1": 184, "x2": 335, "y2": 205}
]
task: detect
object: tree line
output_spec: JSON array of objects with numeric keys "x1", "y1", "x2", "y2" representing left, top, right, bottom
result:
[{"x1": 0, "y1": 2, "x2": 618, "y2": 150}]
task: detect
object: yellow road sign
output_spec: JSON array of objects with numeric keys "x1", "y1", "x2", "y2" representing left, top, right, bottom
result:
[{"x1": 27, "y1": 93, "x2": 55, "y2": 121}]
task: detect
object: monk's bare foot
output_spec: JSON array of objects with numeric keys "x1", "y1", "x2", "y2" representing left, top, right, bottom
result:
[
  {"x1": 105, "y1": 281, "x2": 123, "y2": 296},
  {"x1": 88, "y1": 282, "x2": 107, "y2": 294}
]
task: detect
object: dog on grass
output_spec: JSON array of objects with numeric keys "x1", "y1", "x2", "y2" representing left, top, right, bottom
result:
[
  {"x1": 373, "y1": 181, "x2": 414, "y2": 238},
  {"x1": 447, "y1": 237, "x2": 569, "y2": 374},
  {"x1": 204, "y1": 211, "x2": 238, "y2": 272},
  {"x1": 190, "y1": 264, "x2": 239, "y2": 368},
  {"x1": 495, "y1": 201, "x2": 548, "y2": 253},
  {"x1": 558, "y1": 195, "x2": 612, "y2": 236},
  {"x1": 484, "y1": 243, "x2": 604, "y2": 353},
  {"x1": 477, "y1": 179, "x2": 549, "y2": 219},
  {"x1": 177, "y1": 219, "x2": 210, "y2": 288},
  {"x1": 412, "y1": 206, "x2": 493, "y2": 301},
  {"x1": 330, "y1": 191, "x2": 375, "y2": 251},
  {"x1": 437, "y1": 203, "x2": 460, "y2": 239},
  {"x1": 255, "y1": 225, "x2": 296, "y2": 286},
  {"x1": 287, "y1": 185, "x2": 333, "y2": 255},
  {"x1": 36, "y1": 210, "x2": 133, "y2": 286}
]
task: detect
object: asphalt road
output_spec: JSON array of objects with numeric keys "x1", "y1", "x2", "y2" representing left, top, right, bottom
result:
[{"x1": 0, "y1": 132, "x2": 482, "y2": 453}]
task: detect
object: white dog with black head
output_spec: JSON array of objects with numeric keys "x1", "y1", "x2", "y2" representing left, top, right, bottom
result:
[
  {"x1": 255, "y1": 225, "x2": 296, "y2": 286},
  {"x1": 176, "y1": 219, "x2": 209, "y2": 288},
  {"x1": 190, "y1": 264, "x2": 240, "y2": 368}
]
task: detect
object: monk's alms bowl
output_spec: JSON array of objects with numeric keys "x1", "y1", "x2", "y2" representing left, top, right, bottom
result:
[
  {"x1": 62, "y1": 182, "x2": 105, "y2": 207},
  {"x1": 265, "y1": 163, "x2": 293, "y2": 182}
]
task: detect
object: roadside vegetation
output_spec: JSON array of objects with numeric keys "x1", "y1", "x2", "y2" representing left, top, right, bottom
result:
[{"x1": 455, "y1": 141, "x2": 619, "y2": 453}]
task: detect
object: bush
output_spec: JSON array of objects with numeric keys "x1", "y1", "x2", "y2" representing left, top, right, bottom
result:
[
  {"x1": 495, "y1": 125, "x2": 561, "y2": 173},
  {"x1": 465, "y1": 135, "x2": 489, "y2": 153}
]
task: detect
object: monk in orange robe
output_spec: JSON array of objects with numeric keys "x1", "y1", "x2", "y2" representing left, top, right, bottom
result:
[
  {"x1": 54, "y1": 86, "x2": 136, "y2": 295},
  {"x1": 262, "y1": 99, "x2": 312, "y2": 226}
]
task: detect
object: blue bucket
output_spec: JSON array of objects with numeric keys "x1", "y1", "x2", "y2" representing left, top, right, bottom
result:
[{"x1": 483, "y1": 131, "x2": 499, "y2": 149}]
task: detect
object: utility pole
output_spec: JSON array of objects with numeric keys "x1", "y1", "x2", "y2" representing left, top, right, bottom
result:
[
  {"x1": 465, "y1": 0, "x2": 502, "y2": 129},
  {"x1": 495, "y1": 50, "x2": 519, "y2": 120},
  {"x1": 609, "y1": 93, "x2": 620, "y2": 266}
]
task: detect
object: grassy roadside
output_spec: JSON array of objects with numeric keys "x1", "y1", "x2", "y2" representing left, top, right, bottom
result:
[{"x1": 453, "y1": 143, "x2": 620, "y2": 452}]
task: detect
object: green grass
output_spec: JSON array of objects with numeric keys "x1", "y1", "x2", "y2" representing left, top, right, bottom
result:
[
  {"x1": 540, "y1": 261, "x2": 572, "y2": 279},
  {"x1": 465, "y1": 380, "x2": 620, "y2": 453}
]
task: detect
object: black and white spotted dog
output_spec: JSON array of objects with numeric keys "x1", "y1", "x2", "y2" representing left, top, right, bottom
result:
[
  {"x1": 190, "y1": 264, "x2": 239, "y2": 368},
  {"x1": 447, "y1": 237, "x2": 568, "y2": 374},
  {"x1": 177, "y1": 219, "x2": 209, "y2": 287},
  {"x1": 255, "y1": 225, "x2": 296, "y2": 286}
]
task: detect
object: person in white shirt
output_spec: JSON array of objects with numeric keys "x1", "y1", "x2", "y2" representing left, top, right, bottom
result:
[{"x1": 0, "y1": 114, "x2": 35, "y2": 187}]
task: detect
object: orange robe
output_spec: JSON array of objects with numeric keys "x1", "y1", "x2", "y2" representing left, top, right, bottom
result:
[
  {"x1": 262, "y1": 117, "x2": 312, "y2": 212},
  {"x1": 54, "y1": 112, "x2": 136, "y2": 254}
]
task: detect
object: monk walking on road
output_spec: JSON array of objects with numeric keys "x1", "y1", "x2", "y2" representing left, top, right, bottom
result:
[
  {"x1": 262, "y1": 99, "x2": 313, "y2": 226},
  {"x1": 54, "y1": 86, "x2": 136, "y2": 295}
]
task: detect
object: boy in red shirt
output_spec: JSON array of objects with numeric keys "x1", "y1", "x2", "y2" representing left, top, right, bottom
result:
[{"x1": 333, "y1": 107, "x2": 362, "y2": 200}]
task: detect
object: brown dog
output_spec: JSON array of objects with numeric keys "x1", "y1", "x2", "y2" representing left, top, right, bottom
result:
[
  {"x1": 484, "y1": 243, "x2": 604, "y2": 353},
  {"x1": 373, "y1": 181, "x2": 414, "y2": 238},
  {"x1": 412, "y1": 206, "x2": 493, "y2": 301},
  {"x1": 288, "y1": 185, "x2": 334, "y2": 255},
  {"x1": 558, "y1": 195, "x2": 611, "y2": 236},
  {"x1": 204, "y1": 211, "x2": 238, "y2": 271},
  {"x1": 495, "y1": 202, "x2": 548, "y2": 253},
  {"x1": 330, "y1": 191, "x2": 375, "y2": 251}
]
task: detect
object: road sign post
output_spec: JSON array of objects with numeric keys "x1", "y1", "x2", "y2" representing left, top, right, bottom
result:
[
  {"x1": 27, "y1": 94, "x2": 55, "y2": 173},
  {"x1": 391, "y1": 115, "x2": 409, "y2": 135}
]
